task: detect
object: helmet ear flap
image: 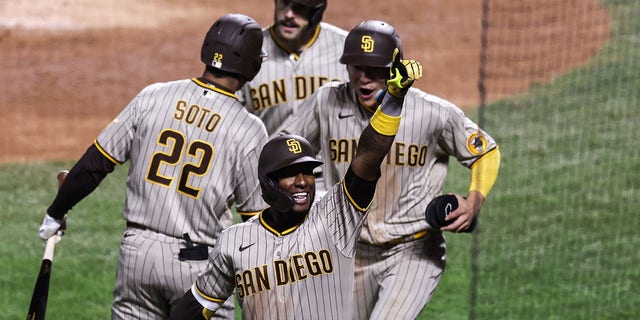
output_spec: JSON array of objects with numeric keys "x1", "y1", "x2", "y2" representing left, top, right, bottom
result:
[
  {"x1": 259, "y1": 173, "x2": 295, "y2": 212},
  {"x1": 291, "y1": 0, "x2": 326, "y2": 27},
  {"x1": 308, "y1": 3, "x2": 325, "y2": 27}
]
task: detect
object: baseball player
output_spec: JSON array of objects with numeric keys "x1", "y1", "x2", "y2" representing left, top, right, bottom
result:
[
  {"x1": 239, "y1": 0, "x2": 349, "y2": 208},
  {"x1": 168, "y1": 52, "x2": 423, "y2": 319},
  {"x1": 37, "y1": 14, "x2": 269, "y2": 320},
  {"x1": 239, "y1": 0, "x2": 349, "y2": 135},
  {"x1": 276, "y1": 20, "x2": 502, "y2": 319}
]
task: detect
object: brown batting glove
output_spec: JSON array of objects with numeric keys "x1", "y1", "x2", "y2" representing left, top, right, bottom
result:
[{"x1": 387, "y1": 48, "x2": 423, "y2": 98}]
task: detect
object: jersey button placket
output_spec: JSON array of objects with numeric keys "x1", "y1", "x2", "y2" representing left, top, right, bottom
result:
[
  {"x1": 274, "y1": 237, "x2": 286, "y2": 304},
  {"x1": 274, "y1": 236, "x2": 282, "y2": 257}
]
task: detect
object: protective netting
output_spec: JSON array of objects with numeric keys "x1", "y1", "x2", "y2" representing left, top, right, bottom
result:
[{"x1": 470, "y1": 1, "x2": 639, "y2": 318}]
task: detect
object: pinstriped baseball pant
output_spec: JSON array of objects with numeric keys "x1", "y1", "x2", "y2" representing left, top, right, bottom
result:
[
  {"x1": 111, "y1": 227, "x2": 234, "y2": 319},
  {"x1": 352, "y1": 231, "x2": 446, "y2": 320}
]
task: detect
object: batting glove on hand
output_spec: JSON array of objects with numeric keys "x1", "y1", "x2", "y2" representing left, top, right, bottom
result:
[
  {"x1": 387, "y1": 48, "x2": 423, "y2": 98},
  {"x1": 39, "y1": 213, "x2": 66, "y2": 241}
]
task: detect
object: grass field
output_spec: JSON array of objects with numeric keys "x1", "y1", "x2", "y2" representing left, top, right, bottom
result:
[
  {"x1": 1, "y1": 1, "x2": 638, "y2": 319},
  {"x1": 0, "y1": 160, "x2": 474, "y2": 320},
  {"x1": 468, "y1": 2, "x2": 639, "y2": 318}
]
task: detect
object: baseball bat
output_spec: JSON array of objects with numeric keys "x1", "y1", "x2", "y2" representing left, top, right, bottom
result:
[{"x1": 26, "y1": 170, "x2": 68, "y2": 320}]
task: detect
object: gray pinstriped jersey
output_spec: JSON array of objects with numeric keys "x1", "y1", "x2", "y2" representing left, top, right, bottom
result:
[
  {"x1": 192, "y1": 183, "x2": 367, "y2": 319},
  {"x1": 96, "y1": 78, "x2": 268, "y2": 246},
  {"x1": 277, "y1": 82, "x2": 498, "y2": 244},
  {"x1": 240, "y1": 22, "x2": 349, "y2": 134}
]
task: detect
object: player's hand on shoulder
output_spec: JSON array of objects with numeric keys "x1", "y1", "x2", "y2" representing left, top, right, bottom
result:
[{"x1": 38, "y1": 213, "x2": 66, "y2": 242}]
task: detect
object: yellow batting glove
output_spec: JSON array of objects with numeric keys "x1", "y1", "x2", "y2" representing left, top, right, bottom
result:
[{"x1": 387, "y1": 48, "x2": 423, "y2": 98}]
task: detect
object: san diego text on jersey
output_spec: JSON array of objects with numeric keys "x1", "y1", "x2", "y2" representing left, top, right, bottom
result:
[{"x1": 235, "y1": 248, "x2": 333, "y2": 298}]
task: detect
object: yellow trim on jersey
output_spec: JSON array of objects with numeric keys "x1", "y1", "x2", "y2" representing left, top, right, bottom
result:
[
  {"x1": 194, "y1": 284, "x2": 226, "y2": 303},
  {"x1": 93, "y1": 140, "x2": 122, "y2": 165},
  {"x1": 306, "y1": 24, "x2": 322, "y2": 48},
  {"x1": 342, "y1": 180, "x2": 371, "y2": 212},
  {"x1": 259, "y1": 212, "x2": 305, "y2": 236},
  {"x1": 238, "y1": 210, "x2": 261, "y2": 218},
  {"x1": 202, "y1": 308, "x2": 215, "y2": 319},
  {"x1": 191, "y1": 78, "x2": 238, "y2": 99},
  {"x1": 370, "y1": 107, "x2": 401, "y2": 136},
  {"x1": 269, "y1": 25, "x2": 321, "y2": 60},
  {"x1": 469, "y1": 147, "x2": 501, "y2": 197}
]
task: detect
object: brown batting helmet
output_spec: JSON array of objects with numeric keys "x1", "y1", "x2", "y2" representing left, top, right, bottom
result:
[
  {"x1": 290, "y1": 0, "x2": 326, "y2": 27},
  {"x1": 258, "y1": 134, "x2": 322, "y2": 211},
  {"x1": 201, "y1": 13, "x2": 265, "y2": 81},
  {"x1": 340, "y1": 20, "x2": 403, "y2": 68}
]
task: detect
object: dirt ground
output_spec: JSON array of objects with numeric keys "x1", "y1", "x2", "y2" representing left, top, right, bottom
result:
[{"x1": 0, "y1": 0, "x2": 609, "y2": 163}]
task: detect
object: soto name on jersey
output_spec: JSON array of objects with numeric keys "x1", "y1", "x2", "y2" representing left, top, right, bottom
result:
[{"x1": 173, "y1": 100, "x2": 222, "y2": 132}]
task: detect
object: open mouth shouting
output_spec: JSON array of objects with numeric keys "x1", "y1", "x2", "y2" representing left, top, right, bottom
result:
[{"x1": 358, "y1": 87, "x2": 376, "y2": 100}]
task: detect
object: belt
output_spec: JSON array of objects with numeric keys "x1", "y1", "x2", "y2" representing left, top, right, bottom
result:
[
  {"x1": 126, "y1": 221, "x2": 148, "y2": 230},
  {"x1": 126, "y1": 222, "x2": 208, "y2": 261},
  {"x1": 179, "y1": 233, "x2": 208, "y2": 261},
  {"x1": 365, "y1": 230, "x2": 428, "y2": 248}
]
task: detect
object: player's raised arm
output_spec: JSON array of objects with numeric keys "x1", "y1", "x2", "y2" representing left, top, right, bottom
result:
[
  {"x1": 341, "y1": 48, "x2": 422, "y2": 211},
  {"x1": 350, "y1": 48, "x2": 422, "y2": 181}
]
